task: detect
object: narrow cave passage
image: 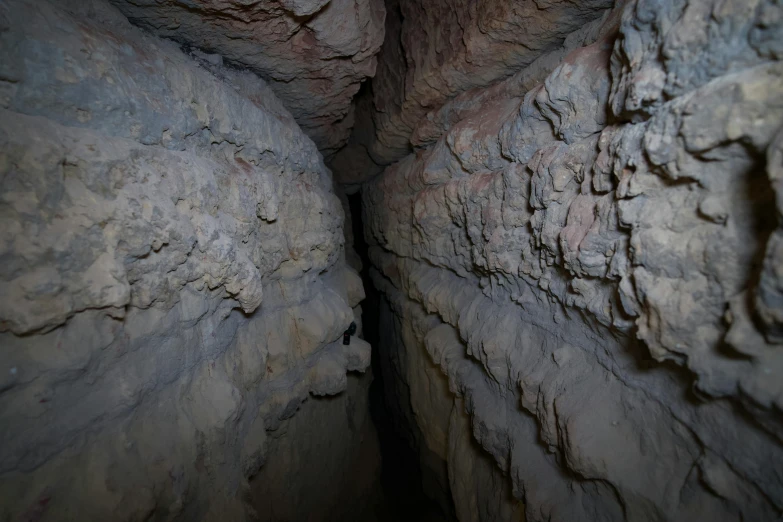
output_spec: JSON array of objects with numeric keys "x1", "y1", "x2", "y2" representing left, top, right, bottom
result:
[
  {"x1": 2, "y1": 0, "x2": 782, "y2": 520},
  {"x1": 347, "y1": 191, "x2": 451, "y2": 522}
]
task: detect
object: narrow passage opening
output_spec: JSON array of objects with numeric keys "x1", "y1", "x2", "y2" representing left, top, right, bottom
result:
[{"x1": 347, "y1": 191, "x2": 450, "y2": 522}]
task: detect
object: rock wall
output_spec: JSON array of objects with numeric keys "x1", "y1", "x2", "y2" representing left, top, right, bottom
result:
[
  {"x1": 108, "y1": 0, "x2": 385, "y2": 156},
  {"x1": 361, "y1": 0, "x2": 783, "y2": 520},
  {"x1": 332, "y1": 0, "x2": 615, "y2": 177},
  {"x1": 250, "y1": 374, "x2": 382, "y2": 521},
  {"x1": 0, "y1": 0, "x2": 377, "y2": 520}
]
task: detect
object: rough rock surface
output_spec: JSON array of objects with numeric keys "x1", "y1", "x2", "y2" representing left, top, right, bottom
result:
[
  {"x1": 250, "y1": 374, "x2": 382, "y2": 521},
  {"x1": 0, "y1": 0, "x2": 376, "y2": 520},
  {"x1": 109, "y1": 0, "x2": 386, "y2": 156},
  {"x1": 361, "y1": 0, "x2": 783, "y2": 519},
  {"x1": 357, "y1": 0, "x2": 616, "y2": 166}
]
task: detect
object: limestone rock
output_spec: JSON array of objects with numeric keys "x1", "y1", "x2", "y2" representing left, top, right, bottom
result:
[
  {"x1": 108, "y1": 0, "x2": 386, "y2": 156},
  {"x1": 361, "y1": 0, "x2": 783, "y2": 519},
  {"x1": 362, "y1": 0, "x2": 615, "y2": 165},
  {"x1": 0, "y1": 0, "x2": 373, "y2": 519},
  {"x1": 250, "y1": 375, "x2": 382, "y2": 521}
]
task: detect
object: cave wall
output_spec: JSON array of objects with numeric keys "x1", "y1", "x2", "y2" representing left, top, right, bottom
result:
[
  {"x1": 2, "y1": 0, "x2": 782, "y2": 519},
  {"x1": 361, "y1": 0, "x2": 783, "y2": 520},
  {"x1": 331, "y1": 0, "x2": 616, "y2": 179},
  {"x1": 107, "y1": 0, "x2": 385, "y2": 156},
  {"x1": 0, "y1": 0, "x2": 378, "y2": 520},
  {"x1": 250, "y1": 374, "x2": 382, "y2": 521}
]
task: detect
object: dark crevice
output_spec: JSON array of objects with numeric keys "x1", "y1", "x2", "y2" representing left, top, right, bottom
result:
[{"x1": 347, "y1": 191, "x2": 449, "y2": 522}]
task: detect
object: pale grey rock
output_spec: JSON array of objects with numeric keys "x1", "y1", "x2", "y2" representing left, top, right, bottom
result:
[
  {"x1": 360, "y1": 0, "x2": 783, "y2": 519},
  {"x1": 609, "y1": 0, "x2": 783, "y2": 121},
  {"x1": 107, "y1": 0, "x2": 386, "y2": 156},
  {"x1": 0, "y1": 0, "x2": 373, "y2": 520}
]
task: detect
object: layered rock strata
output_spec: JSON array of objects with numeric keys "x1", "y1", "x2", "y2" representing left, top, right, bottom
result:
[
  {"x1": 109, "y1": 0, "x2": 386, "y2": 156},
  {"x1": 0, "y1": 0, "x2": 375, "y2": 520},
  {"x1": 362, "y1": 0, "x2": 783, "y2": 519}
]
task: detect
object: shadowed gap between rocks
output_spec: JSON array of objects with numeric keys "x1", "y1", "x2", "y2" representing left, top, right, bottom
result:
[{"x1": 347, "y1": 191, "x2": 451, "y2": 522}]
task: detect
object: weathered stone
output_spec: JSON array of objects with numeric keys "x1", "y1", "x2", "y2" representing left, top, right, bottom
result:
[
  {"x1": 360, "y1": 0, "x2": 783, "y2": 519},
  {"x1": 0, "y1": 0, "x2": 374, "y2": 519},
  {"x1": 108, "y1": 0, "x2": 386, "y2": 156}
]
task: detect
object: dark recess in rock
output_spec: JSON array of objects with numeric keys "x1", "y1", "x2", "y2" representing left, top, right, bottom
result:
[{"x1": 1, "y1": 0, "x2": 782, "y2": 520}]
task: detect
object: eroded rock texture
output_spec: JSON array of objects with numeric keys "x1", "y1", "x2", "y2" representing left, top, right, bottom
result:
[
  {"x1": 0, "y1": 0, "x2": 376, "y2": 519},
  {"x1": 360, "y1": 0, "x2": 783, "y2": 519},
  {"x1": 109, "y1": 0, "x2": 385, "y2": 156},
  {"x1": 335, "y1": 0, "x2": 616, "y2": 172}
]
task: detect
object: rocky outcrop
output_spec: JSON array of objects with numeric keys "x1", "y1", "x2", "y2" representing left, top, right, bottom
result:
[
  {"x1": 0, "y1": 0, "x2": 375, "y2": 520},
  {"x1": 360, "y1": 0, "x2": 783, "y2": 519},
  {"x1": 109, "y1": 0, "x2": 385, "y2": 156},
  {"x1": 350, "y1": 0, "x2": 616, "y2": 167}
]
